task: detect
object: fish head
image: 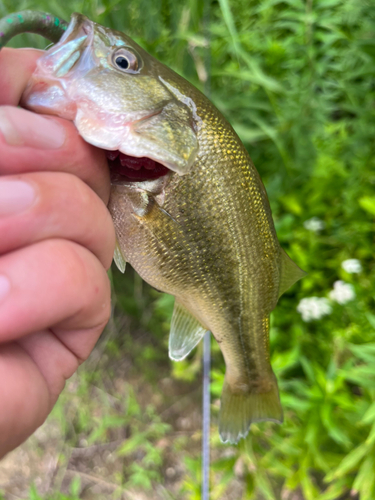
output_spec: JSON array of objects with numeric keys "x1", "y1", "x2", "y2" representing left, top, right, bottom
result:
[{"x1": 22, "y1": 13, "x2": 198, "y2": 180}]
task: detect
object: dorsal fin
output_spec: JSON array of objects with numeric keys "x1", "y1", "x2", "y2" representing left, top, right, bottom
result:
[
  {"x1": 113, "y1": 239, "x2": 127, "y2": 273},
  {"x1": 278, "y1": 248, "x2": 306, "y2": 298},
  {"x1": 169, "y1": 300, "x2": 207, "y2": 361}
]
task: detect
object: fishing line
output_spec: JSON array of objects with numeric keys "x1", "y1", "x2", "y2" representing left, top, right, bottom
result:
[{"x1": 202, "y1": 1, "x2": 212, "y2": 498}]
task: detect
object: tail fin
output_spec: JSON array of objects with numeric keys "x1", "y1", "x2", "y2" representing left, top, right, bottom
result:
[{"x1": 219, "y1": 371, "x2": 283, "y2": 444}]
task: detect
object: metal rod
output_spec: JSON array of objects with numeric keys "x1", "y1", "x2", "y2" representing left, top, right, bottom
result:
[{"x1": 202, "y1": 331, "x2": 211, "y2": 500}]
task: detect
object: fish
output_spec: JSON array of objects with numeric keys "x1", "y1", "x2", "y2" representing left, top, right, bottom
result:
[{"x1": 22, "y1": 13, "x2": 305, "y2": 444}]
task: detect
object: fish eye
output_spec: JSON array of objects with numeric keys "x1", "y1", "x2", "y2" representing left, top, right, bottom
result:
[{"x1": 112, "y1": 49, "x2": 140, "y2": 73}]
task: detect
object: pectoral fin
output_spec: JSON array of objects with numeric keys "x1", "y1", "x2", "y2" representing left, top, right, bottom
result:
[
  {"x1": 113, "y1": 239, "x2": 127, "y2": 273},
  {"x1": 278, "y1": 248, "x2": 306, "y2": 298},
  {"x1": 169, "y1": 300, "x2": 207, "y2": 361}
]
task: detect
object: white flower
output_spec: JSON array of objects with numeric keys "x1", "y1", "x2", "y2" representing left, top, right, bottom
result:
[
  {"x1": 297, "y1": 297, "x2": 332, "y2": 322},
  {"x1": 303, "y1": 217, "x2": 325, "y2": 232},
  {"x1": 341, "y1": 259, "x2": 362, "y2": 274},
  {"x1": 329, "y1": 281, "x2": 355, "y2": 305}
]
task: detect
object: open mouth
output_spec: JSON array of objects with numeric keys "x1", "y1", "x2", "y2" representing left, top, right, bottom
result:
[{"x1": 106, "y1": 150, "x2": 170, "y2": 182}]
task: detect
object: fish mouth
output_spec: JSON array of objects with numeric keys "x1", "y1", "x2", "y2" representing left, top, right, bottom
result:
[{"x1": 105, "y1": 150, "x2": 170, "y2": 183}]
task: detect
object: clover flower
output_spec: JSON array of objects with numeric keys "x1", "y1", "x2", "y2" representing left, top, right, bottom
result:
[
  {"x1": 303, "y1": 217, "x2": 325, "y2": 232},
  {"x1": 329, "y1": 280, "x2": 355, "y2": 305},
  {"x1": 297, "y1": 297, "x2": 332, "y2": 322},
  {"x1": 341, "y1": 259, "x2": 362, "y2": 274}
]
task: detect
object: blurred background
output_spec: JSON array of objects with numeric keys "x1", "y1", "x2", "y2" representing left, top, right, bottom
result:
[{"x1": 1, "y1": 0, "x2": 375, "y2": 498}]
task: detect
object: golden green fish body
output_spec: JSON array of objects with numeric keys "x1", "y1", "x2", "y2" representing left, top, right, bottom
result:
[
  {"x1": 109, "y1": 77, "x2": 292, "y2": 441},
  {"x1": 23, "y1": 13, "x2": 304, "y2": 443},
  {"x1": 110, "y1": 91, "x2": 280, "y2": 376}
]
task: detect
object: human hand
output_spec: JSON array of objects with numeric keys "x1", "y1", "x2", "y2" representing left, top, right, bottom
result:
[{"x1": 0, "y1": 48, "x2": 116, "y2": 457}]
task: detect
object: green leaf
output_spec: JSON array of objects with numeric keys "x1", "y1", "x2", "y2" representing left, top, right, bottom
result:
[
  {"x1": 352, "y1": 454, "x2": 375, "y2": 500},
  {"x1": 326, "y1": 443, "x2": 368, "y2": 480},
  {"x1": 357, "y1": 40, "x2": 375, "y2": 60},
  {"x1": 348, "y1": 343, "x2": 375, "y2": 363},
  {"x1": 361, "y1": 402, "x2": 375, "y2": 425},
  {"x1": 359, "y1": 196, "x2": 375, "y2": 216},
  {"x1": 69, "y1": 476, "x2": 81, "y2": 498},
  {"x1": 366, "y1": 313, "x2": 375, "y2": 330},
  {"x1": 217, "y1": 0, "x2": 239, "y2": 54}
]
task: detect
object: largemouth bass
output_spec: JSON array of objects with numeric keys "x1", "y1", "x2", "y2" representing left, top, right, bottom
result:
[{"x1": 22, "y1": 13, "x2": 305, "y2": 444}]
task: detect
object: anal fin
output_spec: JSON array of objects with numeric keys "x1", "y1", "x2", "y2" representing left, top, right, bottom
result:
[
  {"x1": 278, "y1": 248, "x2": 306, "y2": 298},
  {"x1": 169, "y1": 300, "x2": 207, "y2": 361},
  {"x1": 113, "y1": 239, "x2": 127, "y2": 273}
]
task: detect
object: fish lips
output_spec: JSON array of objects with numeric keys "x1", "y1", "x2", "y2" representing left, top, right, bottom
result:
[{"x1": 21, "y1": 12, "x2": 199, "y2": 179}]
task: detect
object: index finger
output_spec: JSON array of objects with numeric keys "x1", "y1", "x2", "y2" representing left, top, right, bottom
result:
[
  {"x1": 0, "y1": 48, "x2": 43, "y2": 106},
  {"x1": 0, "y1": 48, "x2": 111, "y2": 203}
]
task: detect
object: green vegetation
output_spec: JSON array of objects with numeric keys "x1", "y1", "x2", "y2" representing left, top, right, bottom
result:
[{"x1": 1, "y1": 0, "x2": 375, "y2": 498}]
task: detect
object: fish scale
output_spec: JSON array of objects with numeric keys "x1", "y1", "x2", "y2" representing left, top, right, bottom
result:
[{"x1": 19, "y1": 12, "x2": 306, "y2": 444}]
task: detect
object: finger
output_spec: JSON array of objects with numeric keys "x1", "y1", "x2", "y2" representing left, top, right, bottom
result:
[
  {"x1": 18, "y1": 320, "x2": 107, "y2": 405},
  {"x1": 0, "y1": 318, "x2": 107, "y2": 458},
  {"x1": 0, "y1": 48, "x2": 43, "y2": 106},
  {"x1": 0, "y1": 239, "x2": 112, "y2": 342},
  {"x1": 0, "y1": 342, "x2": 51, "y2": 457},
  {"x1": 0, "y1": 106, "x2": 110, "y2": 203},
  {"x1": 0, "y1": 172, "x2": 116, "y2": 269}
]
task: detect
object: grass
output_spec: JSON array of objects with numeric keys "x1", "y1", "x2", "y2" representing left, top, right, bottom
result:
[{"x1": 1, "y1": 0, "x2": 375, "y2": 498}]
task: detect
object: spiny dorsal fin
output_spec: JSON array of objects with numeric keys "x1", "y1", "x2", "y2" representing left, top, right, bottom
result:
[
  {"x1": 169, "y1": 300, "x2": 207, "y2": 361},
  {"x1": 278, "y1": 248, "x2": 306, "y2": 298},
  {"x1": 113, "y1": 239, "x2": 126, "y2": 273}
]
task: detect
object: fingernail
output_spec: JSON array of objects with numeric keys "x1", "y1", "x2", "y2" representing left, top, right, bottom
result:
[
  {"x1": 0, "y1": 180, "x2": 36, "y2": 216},
  {"x1": 0, "y1": 106, "x2": 66, "y2": 149},
  {"x1": 0, "y1": 276, "x2": 10, "y2": 305}
]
